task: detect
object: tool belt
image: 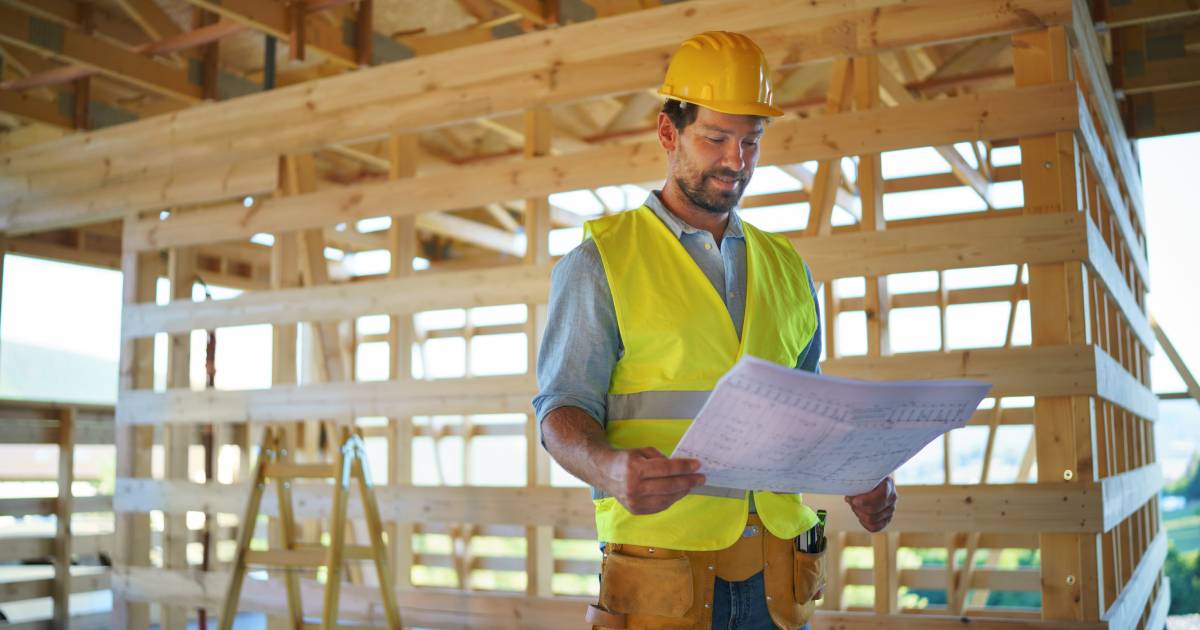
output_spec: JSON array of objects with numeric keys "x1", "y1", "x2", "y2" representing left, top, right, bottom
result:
[{"x1": 585, "y1": 514, "x2": 826, "y2": 630}]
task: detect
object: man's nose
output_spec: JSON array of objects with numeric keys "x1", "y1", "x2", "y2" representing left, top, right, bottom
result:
[{"x1": 720, "y1": 142, "x2": 746, "y2": 173}]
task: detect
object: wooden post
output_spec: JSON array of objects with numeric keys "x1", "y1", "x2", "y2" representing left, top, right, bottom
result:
[
  {"x1": 804, "y1": 58, "x2": 853, "y2": 238},
  {"x1": 523, "y1": 106, "x2": 555, "y2": 597},
  {"x1": 386, "y1": 133, "x2": 418, "y2": 588},
  {"x1": 162, "y1": 247, "x2": 195, "y2": 630},
  {"x1": 53, "y1": 406, "x2": 76, "y2": 630},
  {"x1": 268, "y1": 164, "x2": 300, "y2": 630},
  {"x1": 1013, "y1": 25, "x2": 1099, "y2": 622},
  {"x1": 114, "y1": 236, "x2": 158, "y2": 630},
  {"x1": 355, "y1": 0, "x2": 373, "y2": 67},
  {"x1": 872, "y1": 531, "x2": 899, "y2": 614},
  {"x1": 73, "y1": 1, "x2": 93, "y2": 130},
  {"x1": 854, "y1": 55, "x2": 889, "y2": 359}
]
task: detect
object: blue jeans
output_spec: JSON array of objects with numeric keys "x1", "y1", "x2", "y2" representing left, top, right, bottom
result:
[{"x1": 710, "y1": 571, "x2": 808, "y2": 630}]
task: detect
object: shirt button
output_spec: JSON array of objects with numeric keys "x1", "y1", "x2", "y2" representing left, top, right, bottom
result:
[
  {"x1": 729, "y1": 292, "x2": 736, "y2": 299},
  {"x1": 704, "y1": 243, "x2": 712, "y2": 250}
]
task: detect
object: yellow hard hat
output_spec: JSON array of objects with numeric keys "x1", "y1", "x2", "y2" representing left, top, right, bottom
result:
[{"x1": 658, "y1": 31, "x2": 783, "y2": 118}]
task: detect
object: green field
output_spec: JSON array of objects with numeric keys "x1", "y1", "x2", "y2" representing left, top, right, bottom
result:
[{"x1": 1165, "y1": 502, "x2": 1200, "y2": 553}]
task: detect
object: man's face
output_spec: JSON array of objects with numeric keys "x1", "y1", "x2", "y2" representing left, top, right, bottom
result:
[{"x1": 663, "y1": 106, "x2": 765, "y2": 214}]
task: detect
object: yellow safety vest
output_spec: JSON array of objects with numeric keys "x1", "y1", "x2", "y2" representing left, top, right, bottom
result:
[{"x1": 585, "y1": 205, "x2": 820, "y2": 551}]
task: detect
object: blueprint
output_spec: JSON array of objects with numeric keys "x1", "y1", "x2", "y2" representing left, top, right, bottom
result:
[{"x1": 671, "y1": 356, "x2": 992, "y2": 496}]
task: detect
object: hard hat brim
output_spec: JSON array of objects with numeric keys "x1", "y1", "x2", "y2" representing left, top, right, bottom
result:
[{"x1": 659, "y1": 92, "x2": 785, "y2": 118}]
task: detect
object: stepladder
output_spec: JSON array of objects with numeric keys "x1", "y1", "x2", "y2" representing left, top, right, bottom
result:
[{"x1": 220, "y1": 425, "x2": 404, "y2": 629}]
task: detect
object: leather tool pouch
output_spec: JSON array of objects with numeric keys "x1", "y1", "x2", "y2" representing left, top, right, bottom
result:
[
  {"x1": 591, "y1": 545, "x2": 698, "y2": 629},
  {"x1": 763, "y1": 531, "x2": 826, "y2": 630},
  {"x1": 792, "y1": 545, "x2": 827, "y2": 605}
]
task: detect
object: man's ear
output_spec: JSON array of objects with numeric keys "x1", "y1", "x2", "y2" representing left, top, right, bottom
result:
[{"x1": 657, "y1": 112, "x2": 677, "y2": 152}]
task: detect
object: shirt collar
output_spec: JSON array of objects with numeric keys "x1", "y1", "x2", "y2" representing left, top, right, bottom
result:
[{"x1": 645, "y1": 191, "x2": 745, "y2": 240}]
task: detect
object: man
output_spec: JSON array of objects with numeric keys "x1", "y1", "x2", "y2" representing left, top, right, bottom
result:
[{"x1": 533, "y1": 31, "x2": 897, "y2": 629}]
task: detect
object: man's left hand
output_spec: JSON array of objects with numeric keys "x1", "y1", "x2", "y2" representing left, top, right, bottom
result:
[{"x1": 844, "y1": 477, "x2": 897, "y2": 532}]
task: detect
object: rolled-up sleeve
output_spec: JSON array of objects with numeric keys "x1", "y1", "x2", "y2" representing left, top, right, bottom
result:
[{"x1": 532, "y1": 240, "x2": 622, "y2": 433}]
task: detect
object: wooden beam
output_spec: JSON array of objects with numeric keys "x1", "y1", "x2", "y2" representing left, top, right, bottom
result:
[
  {"x1": 1100, "y1": 464, "x2": 1162, "y2": 532},
  {"x1": 117, "y1": 375, "x2": 538, "y2": 425},
  {"x1": 0, "y1": 4, "x2": 202, "y2": 103},
  {"x1": 0, "y1": 494, "x2": 111, "y2": 518},
  {"x1": 1, "y1": 156, "x2": 279, "y2": 235},
  {"x1": 1084, "y1": 216, "x2": 1154, "y2": 351},
  {"x1": 1102, "y1": 0, "x2": 1200, "y2": 29},
  {"x1": 116, "y1": 479, "x2": 1105, "y2": 534},
  {"x1": 114, "y1": 566, "x2": 585, "y2": 630},
  {"x1": 1152, "y1": 318, "x2": 1200, "y2": 403},
  {"x1": 122, "y1": 262, "x2": 554, "y2": 338},
  {"x1": 927, "y1": 37, "x2": 1009, "y2": 80},
  {"x1": 823, "y1": 344, "x2": 1096, "y2": 399},
  {"x1": 813, "y1": 612, "x2": 1102, "y2": 629},
  {"x1": 115, "y1": 344, "x2": 1136, "y2": 426},
  {"x1": 798, "y1": 211, "x2": 1087, "y2": 281},
  {"x1": 0, "y1": 0, "x2": 149, "y2": 49},
  {"x1": 52, "y1": 407, "x2": 74, "y2": 629},
  {"x1": 417, "y1": 212, "x2": 523, "y2": 255},
  {"x1": 803, "y1": 57, "x2": 853, "y2": 238},
  {"x1": 1068, "y1": 0, "x2": 1146, "y2": 228},
  {"x1": 113, "y1": 0, "x2": 184, "y2": 41},
  {"x1": 0, "y1": 0, "x2": 1074, "y2": 186},
  {"x1": 1128, "y1": 84, "x2": 1200, "y2": 137},
  {"x1": 0, "y1": 89, "x2": 73, "y2": 128},
  {"x1": 120, "y1": 83, "x2": 1079, "y2": 251},
  {"x1": 120, "y1": 213, "x2": 1080, "y2": 338},
  {"x1": 1093, "y1": 345, "x2": 1159, "y2": 421},
  {"x1": 1101, "y1": 530, "x2": 1167, "y2": 629},
  {"x1": 184, "y1": 0, "x2": 359, "y2": 68},
  {"x1": 1074, "y1": 83, "x2": 1151, "y2": 286},
  {"x1": 0, "y1": 533, "x2": 112, "y2": 563},
  {"x1": 778, "y1": 163, "x2": 860, "y2": 221}
]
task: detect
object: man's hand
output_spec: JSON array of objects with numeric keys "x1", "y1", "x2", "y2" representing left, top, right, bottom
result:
[
  {"x1": 844, "y1": 477, "x2": 897, "y2": 532},
  {"x1": 601, "y1": 447, "x2": 706, "y2": 515}
]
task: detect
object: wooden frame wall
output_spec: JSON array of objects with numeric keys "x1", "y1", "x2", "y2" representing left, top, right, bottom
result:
[
  {"x1": 0, "y1": 399, "x2": 115, "y2": 630},
  {"x1": 0, "y1": 0, "x2": 1169, "y2": 628}
]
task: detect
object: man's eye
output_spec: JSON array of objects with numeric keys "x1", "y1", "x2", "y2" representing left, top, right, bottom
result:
[{"x1": 706, "y1": 137, "x2": 723, "y2": 143}]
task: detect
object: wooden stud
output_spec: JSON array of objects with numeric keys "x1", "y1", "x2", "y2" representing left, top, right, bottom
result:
[
  {"x1": 854, "y1": 55, "x2": 889, "y2": 359},
  {"x1": 523, "y1": 106, "x2": 555, "y2": 598},
  {"x1": 872, "y1": 531, "x2": 899, "y2": 614},
  {"x1": 113, "y1": 240, "x2": 157, "y2": 630},
  {"x1": 162, "y1": 247, "x2": 196, "y2": 630},
  {"x1": 52, "y1": 406, "x2": 75, "y2": 630},
  {"x1": 386, "y1": 133, "x2": 418, "y2": 589},
  {"x1": 355, "y1": 0, "x2": 372, "y2": 67},
  {"x1": 805, "y1": 58, "x2": 853, "y2": 238},
  {"x1": 1014, "y1": 24, "x2": 1101, "y2": 622}
]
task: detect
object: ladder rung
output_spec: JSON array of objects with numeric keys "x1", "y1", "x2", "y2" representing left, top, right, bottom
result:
[
  {"x1": 265, "y1": 462, "x2": 338, "y2": 478},
  {"x1": 300, "y1": 619, "x2": 388, "y2": 624},
  {"x1": 294, "y1": 543, "x2": 376, "y2": 561},
  {"x1": 244, "y1": 548, "x2": 328, "y2": 567}
]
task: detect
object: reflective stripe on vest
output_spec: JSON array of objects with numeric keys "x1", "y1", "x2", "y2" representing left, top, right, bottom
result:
[{"x1": 607, "y1": 390, "x2": 712, "y2": 421}]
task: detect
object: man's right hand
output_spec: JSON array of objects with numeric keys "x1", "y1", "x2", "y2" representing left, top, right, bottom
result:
[{"x1": 600, "y1": 447, "x2": 706, "y2": 515}]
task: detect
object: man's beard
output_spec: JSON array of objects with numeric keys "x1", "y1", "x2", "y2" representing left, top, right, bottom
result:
[{"x1": 675, "y1": 169, "x2": 747, "y2": 215}]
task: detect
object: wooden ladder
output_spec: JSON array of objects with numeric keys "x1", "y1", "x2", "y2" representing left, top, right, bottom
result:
[{"x1": 219, "y1": 425, "x2": 404, "y2": 630}]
